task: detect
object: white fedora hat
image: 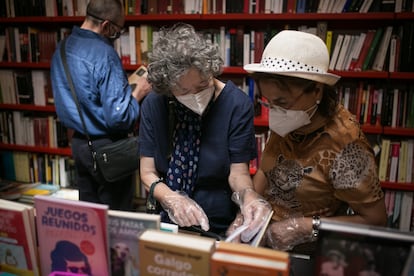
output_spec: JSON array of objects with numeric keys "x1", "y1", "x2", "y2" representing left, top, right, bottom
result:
[{"x1": 244, "y1": 30, "x2": 340, "y2": 86}]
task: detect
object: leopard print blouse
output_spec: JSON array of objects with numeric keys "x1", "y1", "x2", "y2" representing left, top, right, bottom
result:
[{"x1": 260, "y1": 105, "x2": 384, "y2": 221}]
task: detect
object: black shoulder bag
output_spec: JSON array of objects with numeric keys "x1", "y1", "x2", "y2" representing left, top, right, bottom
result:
[{"x1": 60, "y1": 38, "x2": 139, "y2": 182}]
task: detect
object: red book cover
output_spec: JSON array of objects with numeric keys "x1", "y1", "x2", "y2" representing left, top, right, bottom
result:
[
  {"x1": 243, "y1": 0, "x2": 249, "y2": 13},
  {"x1": 355, "y1": 81, "x2": 364, "y2": 123},
  {"x1": 254, "y1": 30, "x2": 264, "y2": 63},
  {"x1": 352, "y1": 29, "x2": 375, "y2": 72},
  {"x1": 134, "y1": 0, "x2": 142, "y2": 14},
  {"x1": 0, "y1": 199, "x2": 39, "y2": 276},
  {"x1": 286, "y1": 0, "x2": 296, "y2": 13},
  {"x1": 256, "y1": 0, "x2": 265, "y2": 13},
  {"x1": 365, "y1": 85, "x2": 373, "y2": 125},
  {"x1": 34, "y1": 195, "x2": 109, "y2": 276},
  {"x1": 172, "y1": 0, "x2": 184, "y2": 13}
]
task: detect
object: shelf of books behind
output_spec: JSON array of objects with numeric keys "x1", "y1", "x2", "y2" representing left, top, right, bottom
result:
[{"x1": 1, "y1": 0, "x2": 414, "y2": 237}]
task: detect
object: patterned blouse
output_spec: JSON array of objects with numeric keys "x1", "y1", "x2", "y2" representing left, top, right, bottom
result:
[{"x1": 260, "y1": 105, "x2": 384, "y2": 221}]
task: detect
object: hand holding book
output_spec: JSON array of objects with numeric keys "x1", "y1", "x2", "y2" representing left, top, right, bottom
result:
[{"x1": 231, "y1": 188, "x2": 272, "y2": 242}]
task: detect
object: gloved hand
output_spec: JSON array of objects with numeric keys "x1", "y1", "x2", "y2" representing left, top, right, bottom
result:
[
  {"x1": 265, "y1": 217, "x2": 312, "y2": 251},
  {"x1": 159, "y1": 191, "x2": 210, "y2": 231},
  {"x1": 231, "y1": 188, "x2": 272, "y2": 242},
  {"x1": 225, "y1": 212, "x2": 244, "y2": 243}
]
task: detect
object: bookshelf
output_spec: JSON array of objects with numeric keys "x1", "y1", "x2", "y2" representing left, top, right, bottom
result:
[{"x1": 1, "y1": 2, "x2": 414, "y2": 206}]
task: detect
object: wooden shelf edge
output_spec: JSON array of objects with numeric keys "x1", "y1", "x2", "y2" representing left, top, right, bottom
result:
[
  {"x1": 0, "y1": 12, "x2": 398, "y2": 23},
  {"x1": 0, "y1": 144, "x2": 72, "y2": 156},
  {"x1": 381, "y1": 182, "x2": 414, "y2": 191},
  {"x1": 0, "y1": 104, "x2": 56, "y2": 112}
]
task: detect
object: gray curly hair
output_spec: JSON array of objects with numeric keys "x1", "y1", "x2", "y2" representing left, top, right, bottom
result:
[{"x1": 147, "y1": 23, "x2": 223, "y2": 95}]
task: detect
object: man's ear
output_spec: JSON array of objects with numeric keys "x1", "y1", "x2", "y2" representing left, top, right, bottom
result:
[{"x1": 100, "y1": 20, "x2": 111, "y2": 35}]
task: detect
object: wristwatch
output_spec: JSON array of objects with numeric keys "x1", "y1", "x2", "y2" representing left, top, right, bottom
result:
[{"x1": 312, "y1": 215, "x2": 321, "y2": 239}]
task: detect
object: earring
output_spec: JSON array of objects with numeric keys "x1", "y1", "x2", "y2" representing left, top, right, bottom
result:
[{"x1": 316, "y1": 100, "x2": 320, "y2": 105}]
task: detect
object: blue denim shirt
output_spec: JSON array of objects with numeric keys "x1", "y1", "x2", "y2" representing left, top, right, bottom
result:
[{"x1": 51, "y1": 26, "x2": 139, "y2": 136}]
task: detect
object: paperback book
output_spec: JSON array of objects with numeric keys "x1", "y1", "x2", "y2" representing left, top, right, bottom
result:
[
  {"x1": 34, "y1": 195, "x2": 109, "y2": 276},
  {"x1": 108, "y1": 210, "x2": 160, "y2": 276},
  {"x1": 139, "y1": 229, "x2": 215, "y2": 276},
  {"x1": 0, "y1": 199, "x2": 39, "y2": 276}
]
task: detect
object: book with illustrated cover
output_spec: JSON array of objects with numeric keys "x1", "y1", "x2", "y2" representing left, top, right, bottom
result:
[
  {"x1": 108, "y1": 210, "x2": 160, "y2": 276},
  {"x1": 0, "y1": 199, "x2": 39, "y2": 276},
  {"x1": 313, "y1": 219, "x2": 414, "y2": 276},
  {"x1": 34, "y1": 195, "x2": 109, "y2": 276},
  {"x1": 139, "y1": 229, "x2": 215, "y2": 276}
]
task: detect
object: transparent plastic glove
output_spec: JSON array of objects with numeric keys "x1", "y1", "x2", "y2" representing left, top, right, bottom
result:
[
  {"x1": 159, "y1": 191, "x2": 209, "y2": 231},
  {"x1": 225, "y1": 212, "x2": 244, "y2": 243},
  {"x1": 231, "y1": 188, "x2": 272, "y2": 242},
  {"x1": 265, "y1": 217, "x2": 312, "y2": 251}
]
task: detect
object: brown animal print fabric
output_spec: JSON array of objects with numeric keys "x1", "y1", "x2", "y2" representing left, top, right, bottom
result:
[{"x1": 260, "y1": 105, "x2": 384, "y2": 221}]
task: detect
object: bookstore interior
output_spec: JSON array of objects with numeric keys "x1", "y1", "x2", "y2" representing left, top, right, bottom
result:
[{"x1": 1, "y1": 0, "x2": 414, "y2": 275}]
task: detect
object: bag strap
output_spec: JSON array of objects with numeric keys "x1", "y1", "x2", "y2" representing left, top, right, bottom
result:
[{"x1": 60, "y1": 38, "x2": 97, "y2": 170}]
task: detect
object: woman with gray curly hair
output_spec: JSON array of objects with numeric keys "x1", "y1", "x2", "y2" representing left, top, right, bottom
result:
[{"x1": 139, "y1": 23, "x2": 272, "y2": 239}]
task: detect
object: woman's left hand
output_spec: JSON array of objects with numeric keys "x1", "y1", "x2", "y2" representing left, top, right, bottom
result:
[
  {"x1": 265, "y1": 217, "x2": 313, "y2": 251},
  {"x1": 232, "y1": 188, "x2": 272, "y2": 242}
]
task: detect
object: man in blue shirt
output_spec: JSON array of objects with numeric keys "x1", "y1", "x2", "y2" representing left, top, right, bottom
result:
[{"x1": 50, "y1": 0, "x2": 150, "y2": 210}]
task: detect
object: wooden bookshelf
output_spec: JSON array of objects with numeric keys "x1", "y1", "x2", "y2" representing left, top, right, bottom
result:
[{"x1": 1, "y1": 3, "x2": 413, "y2": 197}]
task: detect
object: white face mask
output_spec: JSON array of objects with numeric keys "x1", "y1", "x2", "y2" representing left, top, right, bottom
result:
[
  {"x1": 269, "y1": 104, "x2": 318, "y2": 137},
  {"x1": 175, "y1": 86, "x2": 215, "y2": 115}
]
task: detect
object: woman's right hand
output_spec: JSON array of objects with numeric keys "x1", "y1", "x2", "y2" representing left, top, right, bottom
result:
[{"x1": 159, "y1": 191, "x2": 210, "y2": 231}]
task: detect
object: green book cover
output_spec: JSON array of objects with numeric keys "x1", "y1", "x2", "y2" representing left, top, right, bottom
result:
[{"x1": 362, "y1": 27, "x2": 383, "y2": 71}]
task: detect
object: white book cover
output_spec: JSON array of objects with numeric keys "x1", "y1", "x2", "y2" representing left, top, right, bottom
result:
[
  {"x1": 317, "y1": 0, "x2": 327, "y2": 13},
  {"x1": 329, "y1": 34, "x2": 344, "y2": 70},
  {"x1": 335, "y1": 34, "x2": 351, "y2": 71},
  {"x1": 398, "y1": 192, "x2": 413, "y2": 231},
  {"x1": 343, "y1": 35, "x2": 358, "y2": 70},
  {"x1": 129, "y1": 26, "x2": 136, "y2": 65},
  {"x1": 243, "y1": 33, "x2": 250, "y2": 65},
  {"x1": 62, "y1": 0, "x2": 74, "y2": 16},
  {"x1": 347, "y1": 32, "x2": 366, "y2": 70},
  {"x1": 388, "y1": 35, "x2": 398, "y2": 72},
  {"x1": 359, "y1": 0, "x2": 374, "y2": 13},
  {"x1": 32, "y1": 70, "x2": 47, "y2": 106},
  {"x1": 372, "y1": 26, "x2": 393, "y2": 71}
]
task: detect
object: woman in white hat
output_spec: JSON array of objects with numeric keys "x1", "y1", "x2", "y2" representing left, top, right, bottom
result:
[{"x1": 242, "y1": 30, "x2": 387, "y2": 254}]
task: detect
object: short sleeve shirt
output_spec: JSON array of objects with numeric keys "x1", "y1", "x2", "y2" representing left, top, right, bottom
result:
[
  {"x1": 139, "y1": 80, "x2": 257, "y2": 233},
  {"x1": 260, "y1": 105, "x2": 384, "y2": 221}
]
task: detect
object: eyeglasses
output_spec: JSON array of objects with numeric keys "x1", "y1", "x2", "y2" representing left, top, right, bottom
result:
[
  {"x1": 86, "y1": 11, "x2": 125, "y2": 38},
  {"x1": 257, "y1": 92, "x2": 306, "y2": 111}
]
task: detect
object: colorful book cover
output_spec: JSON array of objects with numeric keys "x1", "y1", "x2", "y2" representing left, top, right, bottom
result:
[
  {"x1": 139, "y1": 229, "x2": 215, "y2": 276},
  {"x1": 0, "y1": 199, "x2": 39, "y2": 276},
  {"x1": 108, "y1": 210, "x2": 160, "y2": 276},
  {"x1": 34, "y1": 195, "x2": 109, "y2": 276}
]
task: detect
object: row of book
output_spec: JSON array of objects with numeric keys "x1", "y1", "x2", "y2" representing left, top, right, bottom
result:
[
  {"x1": 337, "y1": 82, "x2": 414, "y2": 128},
  {"x1": 378, "y1": 138, "x2": 414, "y2": 183},
  {"x1": 0, "y1": 70, "x2": 53, "y2": 105},
  {"x1": 4, "y1": 20, "x2": 414, "y2": 75},
  {"x1": 0, "y1": 111, "x2": 70, "y2": 148},
  {"x1": 0, "y1": 26, "x2": 67, "y2": 64},
  {"x1": 1, "y1": 0, "x2": 409, "y2": 17},
  {"x1": 0, "y1": 151, "x2": 75, "y2": 187},
  {"x1": 0, "y1": 196, "x2": 290, "y2": 276},
  {"x1": 385, "y1": 190, "x2": 414, "y2": 232},
  {"x1": 328, "y1": 23, "x2": 414, "y2": 73}
]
